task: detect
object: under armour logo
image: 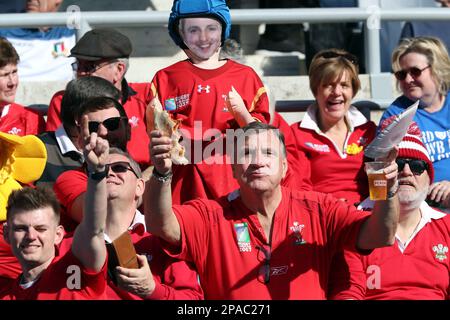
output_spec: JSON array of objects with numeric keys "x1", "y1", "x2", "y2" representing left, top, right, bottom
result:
[{"x1": 197, "y1": 85, "x2": 210, "y2": 93}]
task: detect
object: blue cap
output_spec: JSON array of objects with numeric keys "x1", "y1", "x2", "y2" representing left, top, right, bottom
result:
[{"x1": 168, "y1": 0, "x2": 231, "y2": 49}]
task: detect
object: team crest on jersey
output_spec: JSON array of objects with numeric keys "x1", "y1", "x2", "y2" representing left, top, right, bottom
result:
[
  {"x1": 346, "y1": 143, "x2": 363, "y2": 155},
  {"x1": 432, "y1": 243, "x2": 448, "y2": 262},
  {"x1": 290, "y1": 221, "x2": 306, "y2": 246},
  {"x1": 305, "y1": 142, "x2": 330, "y2": 153},
  {"x1": 8, "y1": 127, "x2": 21, "y2": 135},
  {"x1": 129, "y1": 116, "x2": 139, "y2": 128},
  {"x1": 51, "y1": 41, "x2": 69, "y2": 58},
  {"x1": 234, "y1": 222, "x2": 251, "y2": 252},
  {"x1": 197, "y1": 84, "x2": 210, "y2": 94}
]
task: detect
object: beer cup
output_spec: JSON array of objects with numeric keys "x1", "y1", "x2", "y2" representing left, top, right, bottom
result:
[{"x1": 365, "y1": 161, "x2": 388, "y2": 200}]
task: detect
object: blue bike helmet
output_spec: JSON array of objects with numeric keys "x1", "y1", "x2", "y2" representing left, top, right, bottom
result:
[{"x1": 168, "y1": 0, "x2": 231, "y2": 49}]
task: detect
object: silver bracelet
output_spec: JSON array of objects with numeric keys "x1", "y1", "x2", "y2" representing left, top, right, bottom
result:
[{"x1": 152, "y1": 168, "x2": 173, "y2": 183}]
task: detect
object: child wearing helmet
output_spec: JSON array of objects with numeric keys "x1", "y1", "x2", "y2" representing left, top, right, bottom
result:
[{"x1": 148, "y1": 0, "x2": 270, "y2": 205}]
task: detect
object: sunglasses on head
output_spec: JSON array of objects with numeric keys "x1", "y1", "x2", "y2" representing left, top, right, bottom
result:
[
  {"x1": 394, "y1": 65, "x2": 430, "y2": 81},
  {"x1": 107, "y1": 161, "x2": 139, "y2": 178},
  {"x1": 317, "y1": 51, "x2": 359, "y2": 66},
  {"x1": 396, "y1": 158, "x2": 428, "y2": 175},
  {"x1": 88, "y1": 117, "x2": 124, "y2": 134}
]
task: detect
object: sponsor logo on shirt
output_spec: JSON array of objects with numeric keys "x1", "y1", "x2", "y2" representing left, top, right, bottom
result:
[
  {"x1": 305, "y1": 142, "x2": 330, "y2": 153},
  {"x1": 8, "y1": 127, "x2": 21, "y2": 135},
  {"x1": 432, "y1": 243, "x2": 448, "y2": 262},
  {"x1": 234, "y1": 222, "x2": 251, "y2": 252},
  {"x1": 197, "y1": 84, "x2": 210, "y2": 94},
  {"x1": 289, "y1": 221, "x2": 306, "y2": 246},
  {"x1": 271, "y1": 266, "x2": 288, "y2": 276},
  {"x1": 129, "y1": 116, "x2": 139, "y2": 128},
  {"x1": 421, "y1": 129, "x2": 450, "y2": 162},
  {"x1": 164, "y1": 94, "x2": 190, "y2": 112}
]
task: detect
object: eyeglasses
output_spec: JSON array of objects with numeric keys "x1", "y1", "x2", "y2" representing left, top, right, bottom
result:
[
  {"x1": 256, "y1": 244, "x2": 271, "y2": 284},
  {"x1": 316, "y1": 51, "x2": 359, "y2": 66},
  {"x1": 106, "y1": 161, "x2": 139, "y2": 178},
  {"x1": 394, "y1": 65, "x2": 430, "y2": 81},
  {"x1": 71, "y1": 59, "x2": 117, "y2": 73},
  {"x1": 396, "y1": 158, "x2": 428, "y2": 175},
  {"x1": 88, "y1": 117, "x2": 125, "y2": 134}
]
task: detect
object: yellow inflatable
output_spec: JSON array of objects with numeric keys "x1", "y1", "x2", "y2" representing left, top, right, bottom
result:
[{"x1": 0, "y1": 132, "x2": 47, "y2": 221}]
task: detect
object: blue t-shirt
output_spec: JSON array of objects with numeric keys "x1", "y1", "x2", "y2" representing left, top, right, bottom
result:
[{"x1": 379, "y1": 93, "x2": 450, "y2": 182}]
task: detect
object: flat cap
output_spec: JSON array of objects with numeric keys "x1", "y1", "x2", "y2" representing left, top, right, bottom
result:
[{"x1": 70, "y1": 28, "x2": 132, "y2": 61}]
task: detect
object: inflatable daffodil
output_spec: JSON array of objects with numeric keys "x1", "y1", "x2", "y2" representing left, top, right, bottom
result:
[{"x1": 0, "y1": 132, "x2": 47, "y2": 221}]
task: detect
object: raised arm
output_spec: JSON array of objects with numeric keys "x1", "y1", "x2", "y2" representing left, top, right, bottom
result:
[
  {"x1": 144, "y1": 130, "x2": 181, "y2": 245},
  {"x1": 357, "y1": 147, "x2": 400, "y2": 250},
  {"x1": 72, "y1": 115, "x2": 108, "y2": 272}
]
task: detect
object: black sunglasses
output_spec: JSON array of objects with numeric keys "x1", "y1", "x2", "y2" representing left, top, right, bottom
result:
[
  {"x1": 88, "y1": 117, "x2": 124, "y2": 134},
  {"x1": 317, "y1": 51, "x2": 359, "y2": 66},
  {"x1": 394, "y1": 65, "x2": 430, "y2": 81},
  {"x1": 107, "y1": 161, "x2": 139, "y2": 178},
  {"x1": 256, "y1": 245, "x2": 271, "y2": 284},
  {"x1": 396, "y1": 158, "x2": 428, "y2": 175}
]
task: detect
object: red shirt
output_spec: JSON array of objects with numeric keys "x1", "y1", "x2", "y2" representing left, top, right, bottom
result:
[
  {"x1": 45, "y1": 81, "x2": 152, "y2": 166},
  {"x1": 290, "y1": 105, "x2": 376, "y2": 205},
  {"x1": 0, "y1": 227, "x2": 21, "y2": 280},
  {"x1": 164, "y1": 187, "x2": 369, "y2": 300},
  {"x1": 0, "y1": 235, "x2": 108, "y2": 300},
  {"x1": 329, "y1": 203, "x2": 450, "y2": 300},
  {"x1": 53, "y1": 168, "x2": 86, "y2": 231},
  {"x1": 0, "y1": 103, "x2": 45, "y2": 136},
  {"x1": 150, "y1": 59, "x2": 270, "y2": 204},
  {"x1": 106, "y1": 223, "x2": 203, "y2": 300}
]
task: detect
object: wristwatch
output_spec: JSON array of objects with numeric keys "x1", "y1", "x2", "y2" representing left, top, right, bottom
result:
[
  {"x1": 152, "y1": 168, "x2": 173, "y2": 183},
  {"x1": 88, "y1": 168, "x2": 108, "y2": 181}
]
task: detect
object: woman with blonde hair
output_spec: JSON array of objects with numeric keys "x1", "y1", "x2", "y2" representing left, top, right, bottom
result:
[
  {"x1": 289, "y1": 48, "x2": 377, "y2": 206},
  {"x1": 379, "y1": 36, "x2": 450, "y2": 208}
]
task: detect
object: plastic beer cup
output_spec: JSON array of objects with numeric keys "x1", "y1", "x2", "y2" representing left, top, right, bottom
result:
[{"x1": 365, "y1": 161, "x2": 388, "y2": 200}]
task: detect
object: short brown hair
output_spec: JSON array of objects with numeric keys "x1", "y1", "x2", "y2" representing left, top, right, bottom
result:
[
  {"x1": 0, "y1": 37, "x2": 19, "y2": 68},
  {"x1": 7, "y1": 187, "x2": 61, "y2": 224},
  {"x1": 309, "y1": 48, "x2": 360, "y2": 97},
  {"x1": 392, "y1": 36, "x2": 450, "y2": 96}
]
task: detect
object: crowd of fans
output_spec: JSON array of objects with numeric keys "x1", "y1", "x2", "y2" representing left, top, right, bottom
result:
[{"x1": 0, "y1": 0, "x2": 449, "y2": 300}]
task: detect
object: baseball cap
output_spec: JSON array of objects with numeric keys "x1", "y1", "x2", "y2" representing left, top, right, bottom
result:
[{"x1": 70, "y1": 28, "x2": 132, "y2": 61}]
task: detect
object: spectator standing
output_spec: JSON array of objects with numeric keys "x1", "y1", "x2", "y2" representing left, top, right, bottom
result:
[
  {"x1": 46, "y1": 28, "x2": 152, "y2": 166},
  {"x1": 144, "y1": 121, "x2": 400, "y2": 299},
  {"x1": 0, "y1": 37, "x2": 45, "y2": 136},
  {"x1": 149, "y1": 0, "x2": 270, "y2": 205},
  {"x1": 329, "y1": 121, "x2": 450, "y2": 300},
  {"x1": 378, "y1": 36, "x2": 450, "y2": 209},
  {"x1": 0, "y1": 0, "x2": 76, "y2": 81}
]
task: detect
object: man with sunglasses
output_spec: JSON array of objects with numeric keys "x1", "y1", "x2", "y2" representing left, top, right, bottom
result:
[
  {"x1": 35, "y1": 76, "x2": 120, "y2": 190},
  {"x1": 99, "y1": 148, "x2": 203, "y2": 300},
  {"x1": 45, "y1": 28, "x2": 152, "y2": 167},
  {"x1": 146, "y1": 121, "x2": 400, "y2": 299},
  {"x1": 330, "y1": 121, "x2": 450, "y2": 300},
  {"x1": 53, "y1": 97, "x2": 131, "y2": 231}
]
